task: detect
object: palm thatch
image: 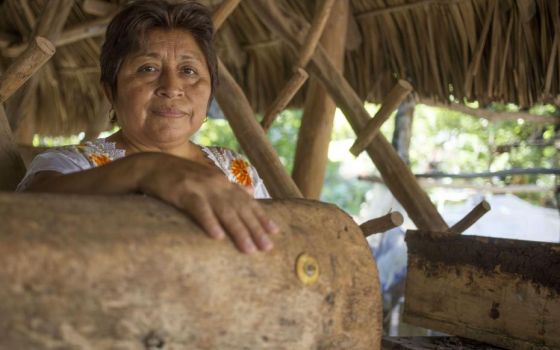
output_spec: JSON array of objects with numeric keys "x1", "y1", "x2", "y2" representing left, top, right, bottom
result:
[{"x1": 0, "y1": 0, "x2": 558, "y2": 136}]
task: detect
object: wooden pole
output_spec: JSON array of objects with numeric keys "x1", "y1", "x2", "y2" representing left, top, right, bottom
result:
[
  {"x1": 215, "y1": 59, "x2": 302, "y2": 198},
  {"x1": 449, "y1": 200, "x2": 491, "y2": 234},
  {"x1": 292, "y1": 0, "x2": 348, "y2": 199},
  {"x1": 212, "y1": 0, "x2": 242, "y2": 31},
  {"x1": 350, "y1": 80, "x2": 413, "y2": 156},
  {"x1": 261, "y1": 68, "x2": 308, "y2": 130},
  {"x1": 360, "y1": 212, "x2": 404, "y2": 237},
  {"x1": 82, "y1": 0, "x2": 119, "y2": 17},
  {"x1": 0, "y1": 37, "x2": 55, "y2": 104},
  {"x1": 296, "y1": 0, "x2": 337, "y2": 68},
  {"x1": 251, "y1": 0, "x2": 448, "y2": 232},
  {"x1": 0, "y1": 106, "x2": 26, "y2": 191}
]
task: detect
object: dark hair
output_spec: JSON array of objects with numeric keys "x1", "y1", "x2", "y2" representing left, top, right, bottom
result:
[{"x1": 100, "y1": 0, "x2": 218, "y2": 102}]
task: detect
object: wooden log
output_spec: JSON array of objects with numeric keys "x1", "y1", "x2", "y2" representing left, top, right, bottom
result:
[
  {"x1": 212, "y1": 0, "x2": 242, "y2": 31},
  {"x1": 0, "y1": 106, "x2": 26, "y2": 191},
  {"x1": 449, "y1": 200, "x2": 491, "y2": 235},
  {"x1": 215, "y1": 59, "x2": 303, "y2": 198},
  {"x1": 0, "y1": 193, "x2": 382, "y2": 349},
  {"x1": 360, "y1": 212, "x2": 404, "y2": 237},
  {"x1": 296, "y1": 0, "x2": 337, "y2": 68},
  {"x1": 0, "y1": 37, "x2": 55, "y2": 104},
  {"x1": 250, "y1": 0, "x2": 448, "y2": 232},
  {"x1": 292, "y1": 0, "x2": 348, "y2": 199},
  {"x1": 261, "y1": 68, "x2": 308, "y2": 131},
  {"x1": 56, "y1": 16, "x2": 114, "y2": 47},
  {"x1": 404, "y1": 231, "x2": 560, "y2": 350},
  {"x1": 350, "y1": 80, "x2": 413, "y2": 156}
]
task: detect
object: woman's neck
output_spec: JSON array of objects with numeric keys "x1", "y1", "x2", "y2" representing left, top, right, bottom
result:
[{"x1": 107, "y1": 130, "x2": 200, "y2": 160}]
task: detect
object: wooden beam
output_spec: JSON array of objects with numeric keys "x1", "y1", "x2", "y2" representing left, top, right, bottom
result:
[
  {"x1": 350, "y1": 80, "x2": 412, "y2": 156},
  {"x1": 82, "y1": 0, "x2": 119, "y2": 17},
  {"x1": 292, "y1": 0, "x2": 349, "y2": 199},
  {"x1": 261, "y1": 68, "x2": 308, "y2": 131},
  {"x1": 415, "y1": 167, "x2": 560, "y2": 178},
  {"x1": 404, "y1": 231, "x2": 560, "y2": 349},
  {"x1": 215, "y1": 59, "x2": 302, "y2": 198},
  {"x1": 212, "y1": 0, "x2": 242, "y2": 31},
  {"x1": 449, "y1": 200, "x2": 491, "y2": 234},
  {"x1": 420, "y1": 99, "x2": 560, "y2": 124},
  {"x1": 0, "y1": 193, "x2": 382, "y2": 349},
  {"x1": 251, "y1": 0, "x2": 448, "y2": 231},
  {"x1": 0, "y1": 106, "x2": 26, "y2": 191},
  {"x1": 360, "y1": 212, "x2": 404, "y2": 237},
  {"x1": 296, "y1": 0, "x2": 337, "y2": 68},
  {"x1": 0, "y1": 37, "x2": 55, "y2": 104}
]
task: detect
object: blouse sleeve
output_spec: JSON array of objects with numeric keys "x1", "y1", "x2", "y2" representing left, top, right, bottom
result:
[
  {"x1": 249, "y1": 164, "x2": 271, "y2": 199},
  {"x1": 16, "y1": 147, "x2": 92, "y2": 192}
]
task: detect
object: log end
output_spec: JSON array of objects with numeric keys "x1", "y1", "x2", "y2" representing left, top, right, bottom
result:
[{"x1": 34, "y1": 36, "x2": 56, "y2": 56}]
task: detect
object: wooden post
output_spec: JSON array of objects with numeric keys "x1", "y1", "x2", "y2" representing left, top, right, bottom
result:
[
  {"x1": 250, "y1": 0, "x2": 448, "y2": 231},
  {"x1": 360, "y1": 212, "x2": 404, "y2": 237},
  {"x1": 0, "y1": 107, "x2": 26, "y2": 191},
  {"x1": 0, "y1": 37, "x2": 55, "y2": 104},
  {"x1": 292, "y1": 0, "x2": 348, "y2": 199},
  {"x1": 0, "y1": 193, "x2": 382, "y2": 349},
  {"x1": 350, "y1": 80, "x2": 413, "y2": 156},
  {"x1": 261, "y1": 68, "x2": 308, "y2": 130},
  {"x1": 449, "y1": 200, "x2": 491, "y2": 234},
  {"x1": 215, "y1": 59, "x2": 302, "y2": 198}
]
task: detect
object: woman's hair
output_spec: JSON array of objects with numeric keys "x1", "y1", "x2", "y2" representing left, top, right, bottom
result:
[{"x1": 100, "y1": 0, "x2": 218, "y2": 101}]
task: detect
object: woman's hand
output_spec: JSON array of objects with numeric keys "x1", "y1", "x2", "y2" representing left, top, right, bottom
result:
[{"x1": 137, "y1": 153, "x2": 279, "y2": 254}]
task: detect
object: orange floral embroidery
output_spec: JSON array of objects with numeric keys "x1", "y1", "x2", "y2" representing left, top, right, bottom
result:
[
  {"x1": 88, "y1": 153, "x2": 111, "y2": 166},
  {"x1": 230, "y1": 159, "x2": 253, "y2": 187}
]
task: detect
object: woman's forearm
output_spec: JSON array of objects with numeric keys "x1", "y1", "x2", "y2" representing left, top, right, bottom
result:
[{"x1": 23, "y1": 153, "x2": 151, "y2": 195}]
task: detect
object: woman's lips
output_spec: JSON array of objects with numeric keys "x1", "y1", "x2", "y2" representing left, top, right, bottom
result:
[{"x1": 151, "y1": 107, "x2": 188, "y2": 118}]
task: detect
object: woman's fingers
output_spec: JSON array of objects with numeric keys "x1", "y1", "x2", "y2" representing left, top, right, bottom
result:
[
  {"x1": 239, "y1": 208, "x2": 274, "y2": 252},
  {"x1": 180, "y1": 194, "x2": 226, "y2": 240},
  {"x1": 216, "y1": 208, "x2": 257, "y2": 254}
]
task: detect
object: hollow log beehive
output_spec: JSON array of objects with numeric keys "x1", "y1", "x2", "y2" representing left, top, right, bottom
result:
[{"x1": 0, "y1": 192, "x2": 382, "y2": 349}]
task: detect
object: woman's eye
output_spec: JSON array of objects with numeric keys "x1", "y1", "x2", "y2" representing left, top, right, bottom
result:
[
  {"x1": 182, "y1": 67, "x2": 196, "y2": 75},
  {"x1": 138, "y1": 65, "x2": 157, "y2": 73}
]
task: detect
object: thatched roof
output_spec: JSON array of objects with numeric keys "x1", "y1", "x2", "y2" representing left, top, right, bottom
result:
[{"x1": 1, "y1": 0, "x2": 559, "y2": 136}]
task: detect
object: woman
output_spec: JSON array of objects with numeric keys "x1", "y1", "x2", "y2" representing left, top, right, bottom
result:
[{"x1": 17, "y1": 0, "x2": 279, "y2": 254}]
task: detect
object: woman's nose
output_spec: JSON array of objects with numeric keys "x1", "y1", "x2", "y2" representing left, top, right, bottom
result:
[{"x1": 156, "y1": 69, "x2": 184, "y2": 98}]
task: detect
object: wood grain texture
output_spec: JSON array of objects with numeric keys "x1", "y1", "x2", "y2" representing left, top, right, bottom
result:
[
  {"x1": 404, "y1": 231, "x2": 560, "y2": 350},
  {"x1": 0, "y1": 193, "x2": 381, "y2": 349}
]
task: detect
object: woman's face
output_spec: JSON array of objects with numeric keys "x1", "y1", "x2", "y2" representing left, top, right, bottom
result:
[{"x1": 108, "y1": 28, "x2": 212, "y2": 149}]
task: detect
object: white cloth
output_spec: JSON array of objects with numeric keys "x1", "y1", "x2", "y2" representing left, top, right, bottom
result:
[{"x1": 17, "y1": 138, "x2": 271, "y2": 199}]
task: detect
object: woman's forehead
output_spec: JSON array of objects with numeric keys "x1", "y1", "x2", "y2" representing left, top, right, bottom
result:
[{"x1": 133, "y1": 28, "x2": 204, "y2": 59}]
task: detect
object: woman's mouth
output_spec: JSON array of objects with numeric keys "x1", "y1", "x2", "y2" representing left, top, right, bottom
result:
[{"x1": 151, "y1": 107, "x2": 188, "y2": 118}]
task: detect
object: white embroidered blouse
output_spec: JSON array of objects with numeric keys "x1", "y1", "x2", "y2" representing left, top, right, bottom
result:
[{"x1": 16, "y1": 138, "x2": 271, "y2": 199}]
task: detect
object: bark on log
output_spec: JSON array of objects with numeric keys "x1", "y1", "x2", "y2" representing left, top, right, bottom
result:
[
  {"x1": 0, "y1": 37, "x2": 55, "y2": 104},
  {"x1": 404, "y1": 231, "x2": 560, "y2": 350},
  {"x1": 0, "y1": 107, "x2": 26, "y2": 191},
  {"x1": 250, "y1": 0, "x2": 448, "y2": 231},
  {"x1": 292, "y1": 0, "x2": 348, "y2": 199},
  {"x1": 215, "y1": 59, "x2": 303, "y2": 199},
  {"x1": 0, "y1": 193, "x2": 382, "y2": 349}
]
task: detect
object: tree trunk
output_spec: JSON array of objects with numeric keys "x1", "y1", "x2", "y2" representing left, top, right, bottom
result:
[{"x1": 391, "y1": 96, "x2": 415, "y2": 165}]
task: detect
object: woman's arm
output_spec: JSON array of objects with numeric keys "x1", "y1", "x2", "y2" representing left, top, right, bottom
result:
[{"x1": 25, "y1": 152, "x2": 279, "y2": 254}]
